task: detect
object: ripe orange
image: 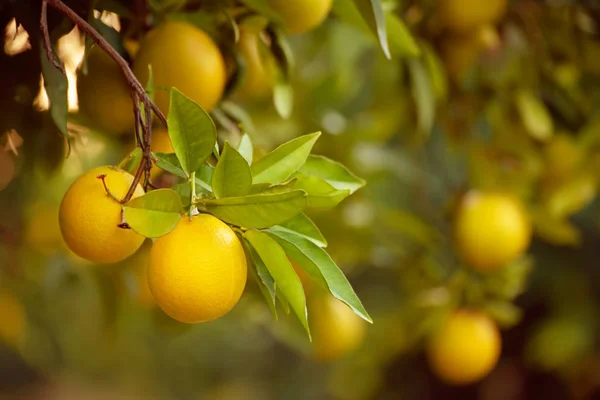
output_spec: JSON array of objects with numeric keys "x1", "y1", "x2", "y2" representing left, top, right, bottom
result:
[
  {"x1": 148, "y1": 214, "x2": 247, "y2": 323},
  {"x1": 268, "y1": 0, "x2": 333, "y2": 34},
  {"x1": 59, "y1": 166, "x2": 145, "y2": 264},
  {"x1": 78, "y1": 46, "x2": 135, "y2": 135},
  {"x1": 133, "y1": 21, "x2": 226, "y2": 115},
  {"x1": 427, "y1": 309, "x2": 501, "y2": 385},
  {"x1": 454, "y1": 191, "x2": 531, "y2": 271},
  {"x1": 309, "y1": 293, "x2": 366, "y2": 361},
  {"x1": 439, "y1": 0, "x2": 507, "y2": 33}
]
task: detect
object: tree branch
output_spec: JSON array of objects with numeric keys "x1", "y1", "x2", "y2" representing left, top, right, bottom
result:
[
  {"x1": 40, "y1": 0, "x2": 169, "y2": 204},
  {"x1": 40, "y1": 0, "x2": 65, "y2": 73}
]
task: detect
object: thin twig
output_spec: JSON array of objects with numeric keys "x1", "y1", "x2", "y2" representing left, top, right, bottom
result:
[
  {"x1": 42, "y1": 0, "x2": 170, "y2": 204},
  {"x1": 40, "y1": 0, "x2": 65, "y2": 73}
]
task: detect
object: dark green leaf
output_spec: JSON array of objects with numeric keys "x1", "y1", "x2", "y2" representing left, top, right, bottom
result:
[
  {"x1": 203, "y1": 190, "x2": 307, "y2": 228},
  {"x1": 269, "y1": 213, "x2": 327, "y2": 248},
  {"x1": 267, "y1": 230, "x2": 372, "y2": 323},
  {"x1": 39, "y1": 40, "x2": 68, "y2": 137},
  {"x1": 244, "y1": 230, "x2": 310, "y2": 336},
  {"x1": 212, "y1": 142, "x2": 252, "y2": 198},
  {"x1": 123, "y1": 189, "x2": 183, "y2": 238},
  {"x1": 299, "y1": 155, "x2": 366, "y2": 194},
  {"x1": 239, "y1": 235, "x2": 277, "y2": 318},
  {"x1": 407, "y1": 58, "x2": 435, "y2": 136},
  {"x1": 251, "y1": 132, "x2": 320, "y2": 185},
  {"x1": 167, "y1": 88, "x2": 217, "y2": 175}
]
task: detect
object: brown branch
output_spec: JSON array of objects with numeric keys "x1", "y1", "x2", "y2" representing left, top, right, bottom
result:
[
  {"x1": 40, "y1": 0, "x2": 65, "y2": 73},
  {"x1": 45, "y1": 0, "x2": 167, "y2": 128},
  {"x1": 41, "y1": 0, "x2": 170, "y2": 204}
]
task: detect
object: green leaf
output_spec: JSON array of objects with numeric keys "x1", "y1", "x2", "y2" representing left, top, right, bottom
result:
[
  {"x1": 244, "y1": 230, "x2": 309, "y2": 336},
  {"x1": 119, "y1": 147, "x2": 143, "y2": 174},
  {"x1": 251, "y1": 132, "x2": 321, "y2": 185},
  {"x1": 299, "y1": 155, "x2": 366, "y2": 194},
  {"x1": 90, "y1": 18, "x2": 127, "y2": 56},
  {"x1": 386, "y1": 13, "x2": 420, "y2": 57},
  {"x1": 273, "y1": 82, "x2": 294, "y2": 120},
  {"x1": 353, "y1": 0, "x2": 391, "y2": 59},
  {"x1": 293, "y1": 173, "x2": 351, "y2": 209},
  {"x1": 153, "y1": 152, "x2": 213, "y2": 193},
  {"x1": 269, "y1": 213, "x2": 327, "y2": 248},
  {"x1": 421, "y1": 42, "x2": 448, "y2": 103},
  {"x1": 39, "y1": 39, "x2": 68, "y2": 137},
  {"x1": 267, "y1": 230, "x2": 372, "y2": 323},
  {"x1": 220, "y1": 101, "x2": 257, "y2": 134},
  {"x1": 516, "y1": 89, "x2": 554, "y2": 142},
  {"x1": 237, "y1": 133, "x2": 254, "y2": 165},
  {"x1": 239, "y1": 235, "x2": 277, "y2": 317},
  {"x1": 250, "y1": 179, "x2": 298, "y2": 195},
  {"x1": 167, "y1": 88, "x2": 217, "y2": 176},
  {"x1": 95, "y1": 0, "x2": 133, "y2": 18},
  {"x1": 212, "y1": 142, "x2": 252, "y2": 198},
  {"x1": 203, "y1": 190, "x2": 307, "y2": 229},
  {"x1": 123, "y1": 189, "x2": 183, "y2": 238},
  {"x1": 407, "y1": 58, "x2": 435, "y2": 136}
]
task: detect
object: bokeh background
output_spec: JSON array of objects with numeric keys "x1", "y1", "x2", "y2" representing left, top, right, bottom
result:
[{"x1": 2, "y1": 0, "x2": 600, "y2": 399}]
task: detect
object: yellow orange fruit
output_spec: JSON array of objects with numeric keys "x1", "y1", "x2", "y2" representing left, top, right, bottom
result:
[
  {"x1": 59, "y1": 166, "x2": 145, "y2": 264},
  {"x1": 268, "y1": 0, "x2": 333, "y2": 34},
  {"x1": 309, "y1": 294, "x2": 366, "y2": 361},
  {"x1": 148, "y1": 214, "x2": 247, "y2": 323},
  {"x1": 439, "y1": 0, "x2": 507, "y2": 33},
  {"x1": 78, "y1": 46, "x2": 135, "y2": 135},
  {"x1": 427, "y1": 309, "x2": 501, "y2": 385},
  {"x1": 133, "y1": 21, "x2": 226, "y2": 116},
  {"x1": 440, "y1": 25, "x2": 501, "y2": 83},
  {"x1": 455, "y1": 191, "x2": 531, "y2": 271}
]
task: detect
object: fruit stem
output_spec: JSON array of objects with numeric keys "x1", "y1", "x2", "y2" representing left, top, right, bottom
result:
[{"x1": 189, "y1": 171, "x2": 197, "y2": 219}]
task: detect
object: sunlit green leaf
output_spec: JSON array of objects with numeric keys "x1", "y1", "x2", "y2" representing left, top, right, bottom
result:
[
  {"x1": 119, "y1": 147, "x2": 143, "y2": 174},
  {"x1": 268, "y1": 230, "x2": 372, "y2": 323},
  {"x1": 251, "y1": 132, "x2": 320, "y2": 185},
  {"x1": 386, "y1": 13, "x2": 420, "y2": 57},
  {"x1": 244, "y1": 230, "x2": 310, "y2": 336},
  {"x1": 167, "y1": 88, "x2": 217, "y2": 175},
  {"x1": 269, "y1": 213, "x2": 327, "y2": 248},
  {"x1": 273, "y1": 82, "x2": 294, "y2": 120},
  {"x1": 250, "y1": 179, "x2": 298, "y2": 195},
  {"x1": 299, "y1": 155, "x2": 366, "y2": 194},
  {"x1": 212, "y1": 142, "x2": 252, "y2": 198},
  {"x1": 203, "y1": 190, "x2": 307, "y2": 228},
  {"x1": 237, "y1": 133, "x2": 254, "y2": 165},
  {"x1": 293, "y1": 173, "x2": 351, "y2": 209},
  {"x1": 123, "y1": 189, "x2": 183, "y2": 238}
]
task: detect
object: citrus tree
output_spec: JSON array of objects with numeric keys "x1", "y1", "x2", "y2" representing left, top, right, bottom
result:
[{"x1": 1, "y1": 0, "x2": 600, "y2": 398}]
